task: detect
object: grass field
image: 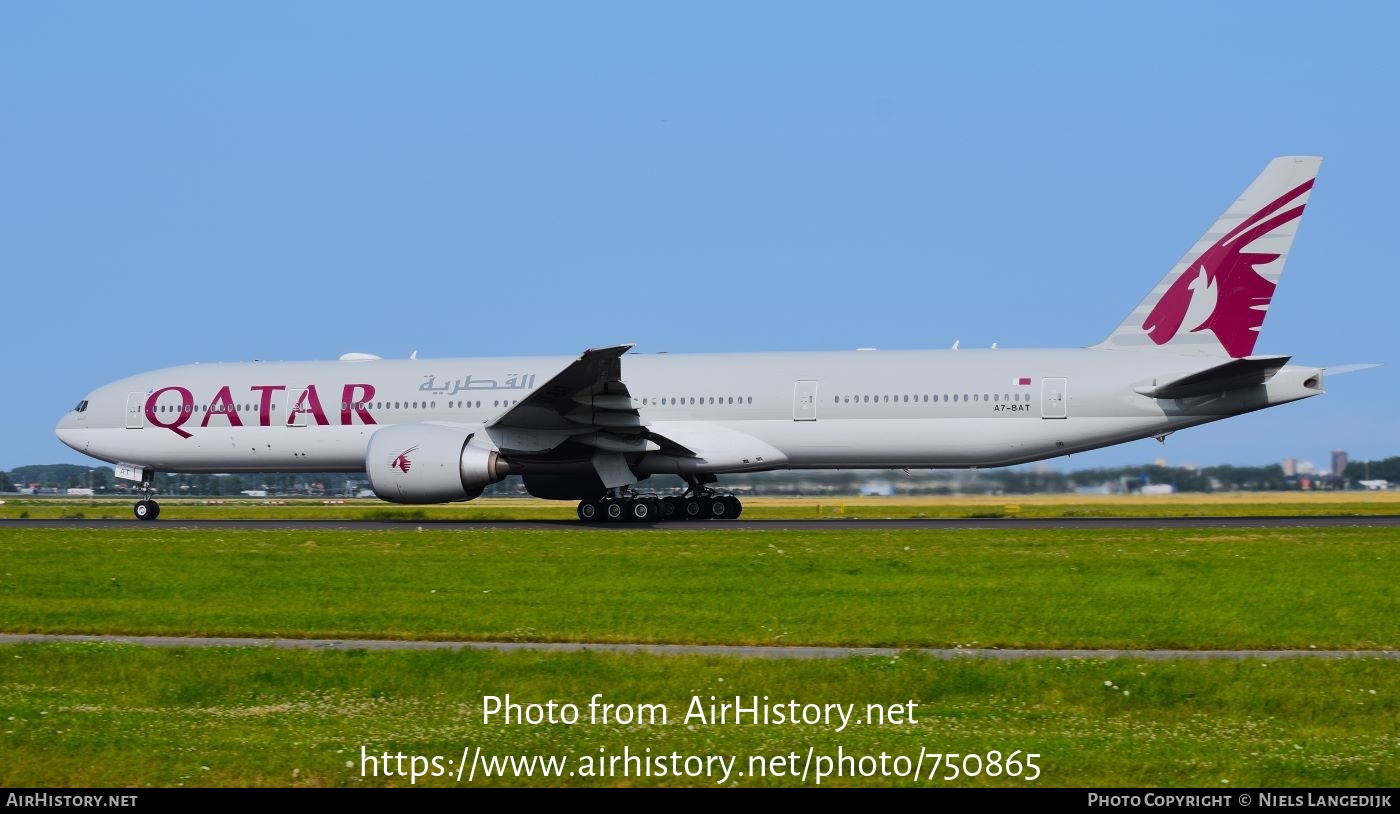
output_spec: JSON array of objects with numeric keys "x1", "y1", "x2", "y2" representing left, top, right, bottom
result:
[
  {"x1": 1, "y1": 521, "x2": 1395, "y2": 787},
  {"x1": 1, "y1": 644, "x2": 1394, "y2": 787},
  {"x1": 0, "y1": 526, "x2": 1396, "y2": 648},
  {"x1": 3, "y1": 490, "x2": 1400, "y2": 521}
]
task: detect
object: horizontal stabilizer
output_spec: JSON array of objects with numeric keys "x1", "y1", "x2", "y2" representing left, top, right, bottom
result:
[{"x1": 1134, "y1": 355, "x2": 1291, "y2": 399}]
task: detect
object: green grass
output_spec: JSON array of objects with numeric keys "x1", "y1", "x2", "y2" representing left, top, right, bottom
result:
[
  {"x1": 2, "y1": 524, "x2": 1394, "y2": 788},
  {"x1": 0, "y1": 643, "x2": 1393, "y2": 787},
  {"x1": 4, "y1": 492, "x2": 1400, "y2": 521},
  {"x1": 1, "y1": 526, "x2": 1395, "y2": 649}
]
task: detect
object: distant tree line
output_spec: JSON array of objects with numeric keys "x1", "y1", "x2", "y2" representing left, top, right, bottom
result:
[
  {"x1": 1345, "y1": 456, "x2": 1400, "y2": 482},
  {"x1": 3, "y1": 457, "x2": 1394, "y2": 497}
]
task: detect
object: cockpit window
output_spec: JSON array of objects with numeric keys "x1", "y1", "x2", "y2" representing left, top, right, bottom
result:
[{"x1": 73, "y1": 400, "x2": 89, "y2": 413}]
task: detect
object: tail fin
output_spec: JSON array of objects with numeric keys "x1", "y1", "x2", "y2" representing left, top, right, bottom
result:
[{"x1": 1096, "y1": 156, "x2": 1322, "y2": 357}]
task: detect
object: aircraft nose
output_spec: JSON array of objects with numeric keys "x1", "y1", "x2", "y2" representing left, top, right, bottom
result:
[{"x1": 55, "y1": 413, "x2": 86, "y2": 453}]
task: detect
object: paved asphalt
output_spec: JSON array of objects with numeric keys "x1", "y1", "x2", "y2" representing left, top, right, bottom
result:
[
  {"x1": 0, "y1": 633, "x2": 1392, "y2": 660},
  {"x1": 5, "y1": 515, "x2": 1400, "y2": 531}
]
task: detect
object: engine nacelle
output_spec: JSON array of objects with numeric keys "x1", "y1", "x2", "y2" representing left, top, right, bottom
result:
[{"x1": 366, "y1": 424, "x2": 511, "y2": 504}]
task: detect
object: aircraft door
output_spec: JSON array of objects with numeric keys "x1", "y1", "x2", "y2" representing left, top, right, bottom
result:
[
  {"x1": 793, "y1": 380, "x2": 818, "y2": 421},
  {"x1": 125, "y1": 392, "x2": 145, "y2": 429},
  {"x1": 1041, "y1": 378, "x2": 1068, "y2": 419}
]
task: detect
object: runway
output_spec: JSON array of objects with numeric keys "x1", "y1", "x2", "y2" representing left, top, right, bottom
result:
[
  {"x1": 4, "y1": 515, "x2": 1400, "y2": 530},
  {"x1": 1, "y1": 633, "x2": 1393, "y2": 660}
]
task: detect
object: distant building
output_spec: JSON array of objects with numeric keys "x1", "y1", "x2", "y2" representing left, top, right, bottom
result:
[
  {"x1": 1140, "y1": 483, "x2": 1175, "y2": 495},
  {"x1": 1282, "y1": 457, "x2": 1297, "y2": 477},
  {"x1": 1332, "y1": 450, "x2": 1349, "y2": 479},
  {"x1": 1297, "y1": 461, "x2": 1316, "y2": 475}
]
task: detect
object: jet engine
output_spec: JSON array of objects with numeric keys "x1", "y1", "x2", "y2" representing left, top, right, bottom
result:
[{"x1": 366, "y1": 424, "x2": 510, "y2": 504}]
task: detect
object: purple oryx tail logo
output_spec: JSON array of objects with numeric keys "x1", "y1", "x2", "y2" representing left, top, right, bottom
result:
[
  {"x1": 391, "y1": 446, "x2": 419, "y2": 474},
  {"x1": 1142, "y1": 178, "x2": 1313, "y2": 358}
]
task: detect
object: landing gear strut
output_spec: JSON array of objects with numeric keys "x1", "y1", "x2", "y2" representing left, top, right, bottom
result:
[
  {"x1": 133, "y1": 473, "x2": 160, "y2": 521},
  {"x1": 575, "y1": 476, "x2": 742, "y2": 523}
]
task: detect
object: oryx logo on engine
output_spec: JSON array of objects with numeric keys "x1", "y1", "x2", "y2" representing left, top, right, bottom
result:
[{"x1": 391, "y1": 446, "x2": 419, "y2": 474}]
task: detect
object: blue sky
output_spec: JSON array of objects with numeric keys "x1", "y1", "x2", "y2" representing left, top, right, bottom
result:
[{"x1": 3, "y1": 2, "x2": 1396, "y2": 472}]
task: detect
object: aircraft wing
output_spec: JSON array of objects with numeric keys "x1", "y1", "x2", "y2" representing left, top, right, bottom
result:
[
  {"x1": 487, "y1": 344, "x2": 639, "y2": 431},
  {"x1": 486, "y1": 344, "x2": 693, "y2": 456},
  {"x1": 1134, "y1": 355, "x2": 1291, "y2": 399}
]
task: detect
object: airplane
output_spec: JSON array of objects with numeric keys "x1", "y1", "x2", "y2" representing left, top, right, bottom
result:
[{"x1": 55, "y1": 156, "x2": 1364, "y2": 522}]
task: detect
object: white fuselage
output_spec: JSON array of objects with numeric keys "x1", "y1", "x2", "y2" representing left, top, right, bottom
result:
[{"x1": 54, "y1": 347, "x2": 1323, "y2": 476}]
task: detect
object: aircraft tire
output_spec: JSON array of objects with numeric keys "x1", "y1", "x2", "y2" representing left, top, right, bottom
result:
[
  {"x1": 605, "y1": 500, "x2": 626, "y2": 522},
  {"x1": 630, "y1": 497, "x2": 656, "y2": 523},
  {"x1": 577, "y1": 500, "x2": 599, "y2": 522},
  {"x1": 722, "y1": 496, "x2": 742, "y2": 519},
  {"x1": 134, "y1": 500, "x2": 159, "y2": 521},
  {"x1": 683, "y1": 498, "x2": 704, "y2": 520}
]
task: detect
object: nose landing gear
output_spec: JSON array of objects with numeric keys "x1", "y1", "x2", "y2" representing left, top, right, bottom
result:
[{"x1": 132, "y1": 472, "x2": 160, "y2": 521}]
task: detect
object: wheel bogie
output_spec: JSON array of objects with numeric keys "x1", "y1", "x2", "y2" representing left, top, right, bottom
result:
[{"x1": 577, "y1": 492, "x2": 740, "y2": 523}]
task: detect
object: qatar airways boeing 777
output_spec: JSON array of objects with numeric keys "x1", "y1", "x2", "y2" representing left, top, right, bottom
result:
[{"x1": 56, "y1": 156, "x2": 1365, "y2": 521}]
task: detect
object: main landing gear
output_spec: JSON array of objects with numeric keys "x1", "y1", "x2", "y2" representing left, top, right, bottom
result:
[
  {"x1": 133, "y1": 474, "x2": 160, "y2": 521},
  {"x1": 576, "y1": 478, "x2": 743, "y2": 524}
]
